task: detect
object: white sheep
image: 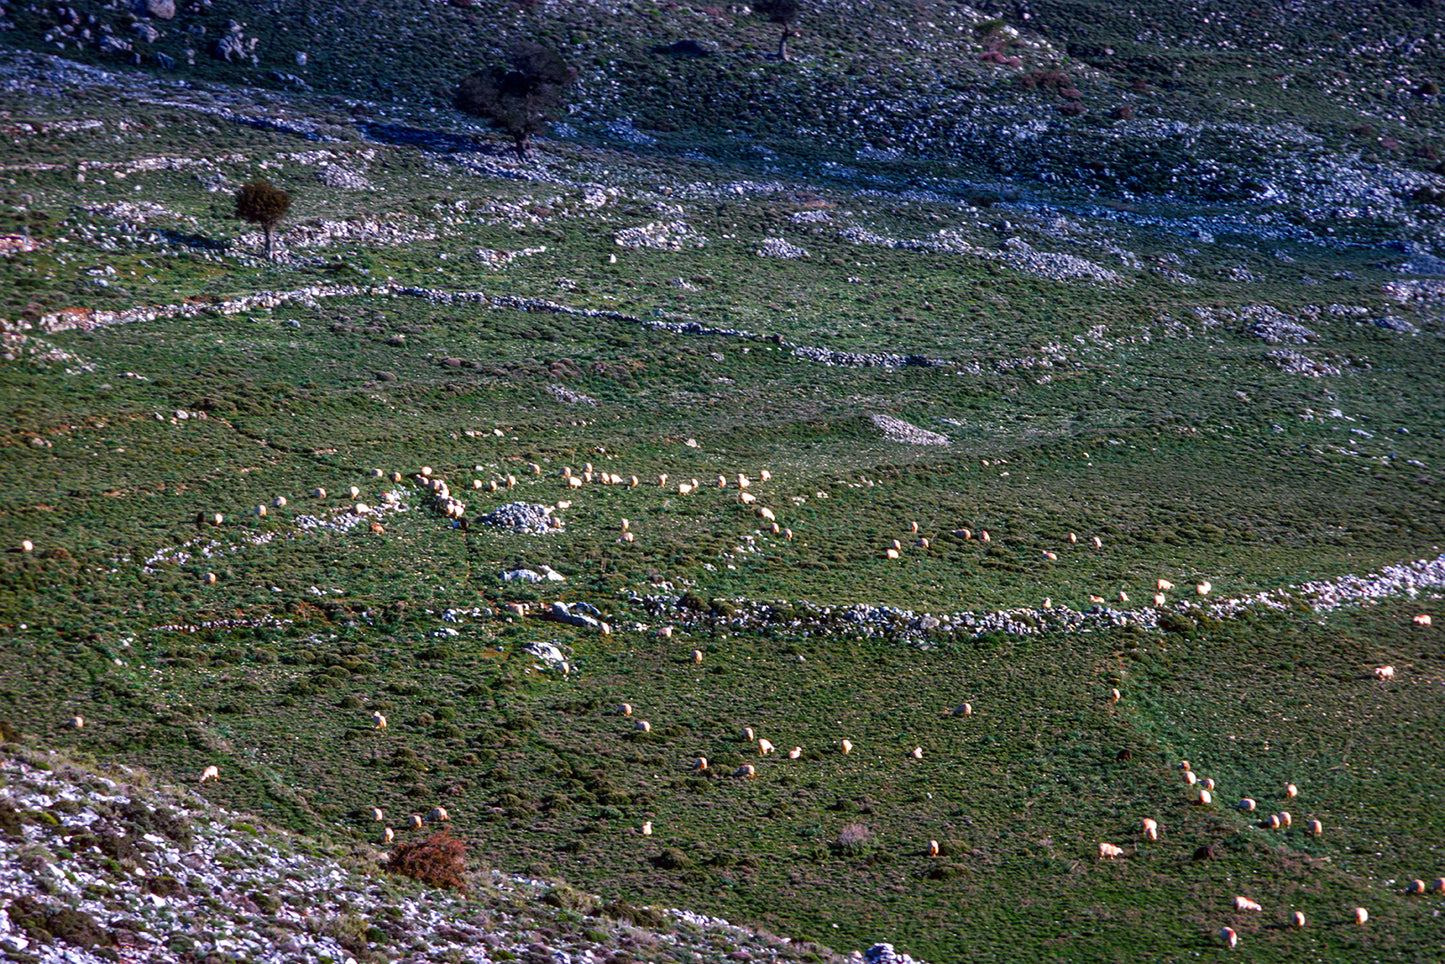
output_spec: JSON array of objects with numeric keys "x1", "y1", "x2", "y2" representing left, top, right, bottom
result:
[
  {"x1": 1098, "y1": 842, "x2": 1124, "y2": 859},
  {"x1": 372, "y1": 807, "x2": 384, "y2": 822},
  {"x1": 758, "y1": 739, "x2": 775, "y2": 756},
  {"x1": 1234, "y1": 896, "x2": 1262, "y2": 912},
  {"x1": 1197, "y1": 581, "x2": 1212, "y2": 595},
  {"x1": 70, "y1": 714, "x2": 84, "y2": 730},
  {"x1": 1414, "y1": 614, "x2": 1432, "y2": 626},
  {"x1": 311, "y1": 487, "x2": 326, "y2": 498},
  {"x1": 1307, "y1": 818, "x2": 1323, "y2": 836},
  {"x1": 677, "y1": 482, "x2": 694, "y2": 495},
  {"x1": 717, "y1": 475, "x2": 728, "y2": 488},
  {"x1": 202, "y1": 572, "x2": 216, "y2": 584},
  {"x1": 429, "y1": 806, "x2": 449, "y2": 823},
  {"x1": 1406, "y1": 879, "x2": 1426, "y2": 895},
  {"x1": 411, "y1": 814, "x2": 424, "y2": 829},
  {"x1": 272, "y1": 496, "x2": 287, "y2": 508},
  {"x1": 200, "y1": 764, "x2": 220, "y2": 783},
  {"x1": 1197, "y1": 788, "x2": 1213, "y2": 805},
  {"x1": 1433, "y1": 877, "x2": 1445, "y2": 893},
  {"x1": 616, "y1": 702, "x2": 633, "y2": 717},
  {"x1": 1179, "y1": 760, "x2": 1191, "y2": 772},
  {"x1": 788, "y1": 747, "x2": 802, "y2": 759},
  {"x1": 980, "y1": 530, "x2": 991, "y2": 543},
  {"x1": 928, "y1": 839, "x2": 940, "y2": 857},
  {"x1": 354, "y1": 503, "x2": 369, "y2": 514},
  {"x1": 20, "y1": 539, "x2": 34, "y2": 552},
  {"x1": 1185, "y1": 771, "x2": 1198, "y2": 786},
  {"x1": 1118, "y1": 591, "x2": 1129, "y2": 603},
  {"x1": 371, "y1": 468, "x2": 385, "y2": 478},
  {"x1": 693, "y1": 757, "x2": 708, "y2": 771},
  {"x1": 1284, "y1": 783, "x2": 1298, "y2": 798},
  {"x1": 253, "y1": 505, "x2": 267, "y2": 517},
  {"x1": 759, "y1": 507, "x2": 776, "y2": 522},
  {"x1": 1069, "y1": 532, "x2": 1077, "y2": 543},
  {"x1": 1353, "y1": 907, "x2": 1369, "y2": 925},
  {"x1": 917, "y1": 538, "x2": 931, "y2": 549},
  {"x1": 630, "y1": 476, "x2": 639, "y2": 488},
  {"x1": 633, "y1": 720, "x2": 651, "y2": 733},
  {"x1": 759, "y1": 470, "x2": 772, "y2": 482},
  {"x1": 1278, "y1": 811, "x2": 1292, "y2": 827},
  {"x1": 884, "y1": 548, "x2": 900, "y2": 560},
  {"x1": 1141, "y1": 817, "x2": 1158, "y2": 837},
  {"x1": 1219, "y1": 927, "x2": 1237, "y2": 950},
  {"x1": 642, "y1": 821, "x2": 653, "y2": 836},
  {"x1": 954, "y1": 702, "x2": 973, "y2": 716},
  {"x1": 1374, "y1": 665, "x2": 1395, "y2": 680},
  {"x1": 373, "y1": 711, "x2": 387, "y2": 730},
  {"x1": 734, "y1": 764, "x2": 756, "y2": 778},
  {"x1": 840, "y1": 739, "x2": 853, "y2": 755},
  {"x1": 1157, "y1": 579, "x2": 1174, "y2": 591},
  {"x1": 1043, "y1": 550, "x2": 1057, "y2": 561},
  {"x1": 1263, "y1": 814, "x2": 1281, "y2": 830},
  {"x1": 1202, "y1": 777, "x2": 1215, "y2": 791},
  {"x1": 1110, "y1": 688, "x2": 1121, "y2": 704},
  {"x1": 910, "y1": 746, "x2": 924, "y2": 759},
  {"x1": 739, "y1": 492, "x2": 756, "y2": 505},
  {"x1": 784, "y1": 528, "x2": 794, "y2": 540},
  {"x1": 1092, "y1": 535, "x2": 1102, "y2": 548},
  {"x1": 693, "y1": 648, "x2": 705, "y2": 663},
  {"x1": 1292, "y1": 911, "x2": 1306, "y2": 928},
  {"x1": 569, "y1": 476, "x2": 584, "y2": 489},
  {"x1": 658, "y1": 473, "x2": 668, "y2": 487},
  {"x1": 743, "y1": 726, "x2": 756, "y2": 742},
  {"x1": 1153, "y1": 593, "x2": 1167, "y2": 606}
]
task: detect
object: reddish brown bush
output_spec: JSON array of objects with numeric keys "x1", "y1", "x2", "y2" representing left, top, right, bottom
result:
[{"x1": 386, "y1": 832, "x2": 469, "y2": 891}]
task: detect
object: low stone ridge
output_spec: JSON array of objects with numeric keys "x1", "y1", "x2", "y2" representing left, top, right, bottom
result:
[
  {"x1": 480, "y1": 502, "x2": 558, "y2": 534},
  {"x1": 869, "y1": 414, "x2": 951, "y2": 446}
]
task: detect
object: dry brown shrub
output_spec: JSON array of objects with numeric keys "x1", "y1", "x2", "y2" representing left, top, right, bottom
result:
[{"x1": 386, "y1": 831, "x2": 469, "y2": 891}]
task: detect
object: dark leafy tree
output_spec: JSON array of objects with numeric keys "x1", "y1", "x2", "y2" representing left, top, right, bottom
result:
[
  {"x1": 754, "y1": 0, "x2": 801, "y2": 62},
  {"x1": 233, "y1": 180, "x2": 292, "y2": 260},
  {"x1": 454, "y1": 43, "x2": 576, "y2": 160}
]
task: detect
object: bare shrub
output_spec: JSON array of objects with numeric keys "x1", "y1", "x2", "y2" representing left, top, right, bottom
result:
[{"x1": 386, "y1": 831, "x2": 469, "y2": 891}]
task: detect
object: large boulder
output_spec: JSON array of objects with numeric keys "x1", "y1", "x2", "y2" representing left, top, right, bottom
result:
[{"x1": 134, "y1": 0, "x2": 177, "y2": 20}]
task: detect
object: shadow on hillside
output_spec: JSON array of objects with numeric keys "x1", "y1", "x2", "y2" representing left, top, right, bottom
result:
[{"x1": 358, "y1": 122, "x2": 493, "y2": 155}]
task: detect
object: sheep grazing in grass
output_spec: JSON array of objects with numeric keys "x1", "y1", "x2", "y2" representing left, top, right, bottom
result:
[
  {"x1": 759, "y1": 507, "x2": 776, "y2": 522},
  {"x1": 891, "y1": 538, "x2": 903, "y2": 550},
  {"x1": 788, "y1": 747, "x2": 802, "y2": 759},
  {"x1": 739, "y1": 492, "x2": 757, "y2": 505},
  {"x1": 692, "y1": 649, "x2": 704, "y2": 663},
  {"x1": 1433, "y1": 878, "x2": 1445, "y2": 893},
  {"x1": 734, "y1": 764, "x2": 756, "y2": 778},
  {"x1": 384, "y1": 827, "x2": 395, "y2": 843},
  {"x1": 928, "y1": 839, "x2": 940, "y2": 857},
  {"x1": 1234, "y1": 896, "x2": 1262, "y2": 912},
  {"x1": 917, "y1": 538, "x2": 931, "y2": 549},
  {"x1": 1202, "y1": 777, "x2": 1215, "y2": 791},
  {"x1": 1197, "y1": 581, "x2": 1212, "y2": 595},
  {"x1": 1185, "y1": 771, "x2": 1198, "y2": 787},
  {"x1": 641, "y1": 821, "x2": 653, "y2": 836},
  {"x1": 1069, "y1": 532, "x2": 1078, "y2": 544},
  {"x1": 1092, "y1": 535, "x2": 1103, "y2": 548},
  {"x1": 616, "y1": 702, "x2": 633, "y2": 717},
  {"x1": 784, "y1": 528, "x2": 794, "y2": 541},
  {"x1": 253, "y1": 505, "x2": 267, "y2": 517},
  {"x1": 391, "y1": 472, "x2": 403, "y2": 483},
  {"x1": 1098, "y1": 842, "x2": 1124, "y2": 859},
  {"x1": 1118, "y1": 591, "x2": 1129, "y2": 603},
  {"x1": 840, "y1": 739, "x2": 853, "y2": 755},
  {"x1": 678, "y1": 482, "x2": 694, "y2": 495},
  {"x1": 1278, "y1": 811, "x2": 1292, "y2": 827},
  {"x1": 1292, "y1": 911, "x2": 1306, "y2": 928},
  {"x1": 213, "y1": 514, "x2": 224, "y2": 526},
  {"x1": 1141, "y1": 817, "x2": 1158, "y2": 835},
  {"x1": 350, "y1": 486, "x2": 361, "y2": 499},
  {"x1": 629, "y1": 475, "x2": 639, "y2": 488},
  {"x1": 1414, "y1": 614, "x2": 1432, "y2": 626},
  {"x1": 1043, "y1": 550, "x2": 1057, "y2": 561},
  {"x1": 1110, "y1": 688, "x2": 1121, "y2": 704},
  {"x1": 1263, "y1": 814, "x2": 1281, "y2": 830},
  {"x1": 311, "y1": 487, "x2": 326, "y2": 498},
  {"x1": 758, "y1": 739, "x2": 775, "y2": 756},
  {"x1": 372, "y1": 711, "x2": 387, "y2": 730},
  {"x1": 353, "y1": 503, "x2": 370, "y2": 514},
  {"x1": 743, "y1": 727, "x2": 756, "y2": 742},
  {"x1": 910, "y1": 746, "x2": 924, "y2": 759},
  {"x1": 980, "y1": 530, "x2": 991, "y2": 543},
  {"x1": 1406, "y1": 879, "x2": 1426, "y2": 895},
  {"x1": 1308, "y1": 818, "x2": 1323, "y2": 836},
  {"x1": 371, "y1": 468, "x2": 385, "y2": 478},
  {"x1": 411, "y1": 814, "x2": 424, "y2": 829},
  {"x1": 421, "y1": 467, "x2": 433, "y2": 477},
  {"x1": 20, "y1": 539, "x2": 34, "y2": 552},
  {"x1": 633, "y1": 720, "x2": 651, "y2": 733},
  {"x1": 1042, "y1": 597, "x2": 1052, "y2": 608},
  {"x1": 1375, "y1": 665, "x2": 1395, "y2": 680},
  {"x1": 372, "y1": 807, "x2": 384, "y2": 822},
  {"x1": 658, "y1": 473, "x2": 668, "y2": 487},
  {"x1": 1157, "y1": 579, "x2": 1174, "y2": 591},
  {"x1": 1090, "y1": 595, "x2": 1106, "y2": 605},
  {"x1": 202, "y1": 572, "x2": 216, "y2": 585},
  {"x1": 693, "y1": 757, "x2": 708, "y2": 771},
  {"x1": 1284, "y1": 783, "x2": 1298, "y2": 798},
  {"x1": 717, "y1": 475, "x2": 728, "y2": 488},
  {"x1": 429, "y1": 807, "x2": 449, "y2": 823},
  {"x1": 200, "y1": 765, "x2": 220, "y2": 783},
  {"x1": 1197, "y1": 788, "x2": 1213, "y2": 805},
  {"x1": 954, "y1": 702, "x2": 973, "y2": 717},
  {"x1": 1153, "y1": 593, "x2": 1167, "y2": 606},
  {"x1": 1219, "y1": 927, "x2": 1237, "y2": 950},
  {"x1": 955, "y1": 528, "x2": 973, "y2": 540},
  {"x1": 1354, "y1": 907, "x2": 1369, "y2": 925},
  {"x1": 272, "y1": 495, "x2": 287, "y2": 508},
  {"x1": 1179, "y1": 760, "x2": 1191, "y2": 772},
  {"x1": 885, "y1": 548, "x2": 900, "y2": 560}
]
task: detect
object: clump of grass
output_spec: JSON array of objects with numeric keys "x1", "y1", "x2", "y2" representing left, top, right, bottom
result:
[{"x1": 831, "y1": 823, "x2": 874, "y2": 856}]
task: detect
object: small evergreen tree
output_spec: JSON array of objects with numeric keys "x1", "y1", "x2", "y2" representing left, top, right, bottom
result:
[
  {"x1": 454, "y1": 43, "x2": 576, "y2": 160},
  {"x1": 754, "y1": 0, "x2": 802, "y2": 62},
  {"x1": 233, "y1": 180, "x2": 292, "y2": 260}
]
